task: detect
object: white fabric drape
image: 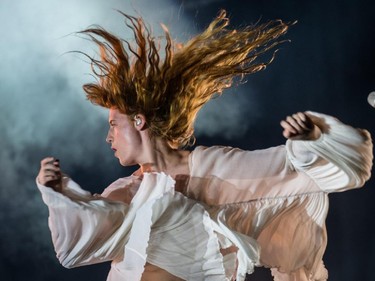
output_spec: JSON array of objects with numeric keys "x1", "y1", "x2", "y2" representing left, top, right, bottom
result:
[{"x1": 37, "y1": 112, "x2": 373, "y2": 281}]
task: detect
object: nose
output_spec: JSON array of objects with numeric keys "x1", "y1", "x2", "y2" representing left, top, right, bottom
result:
[{"x1": 106, "y1": 129, "x2": 113, "y2": 144}]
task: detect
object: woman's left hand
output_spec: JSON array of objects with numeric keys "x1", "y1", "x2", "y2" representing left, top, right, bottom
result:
[{"x1": 280, "y1": 112, "x2": 321, "y2": 141}]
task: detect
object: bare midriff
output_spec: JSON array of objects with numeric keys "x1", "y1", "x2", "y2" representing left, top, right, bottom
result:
[{"x1": 141, "y1": 263, "x2": 184, "y2": 281}]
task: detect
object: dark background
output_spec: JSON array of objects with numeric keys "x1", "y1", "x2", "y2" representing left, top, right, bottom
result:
[{"x1": 0, "y1": 0, "x2": 374, "y2": 280}]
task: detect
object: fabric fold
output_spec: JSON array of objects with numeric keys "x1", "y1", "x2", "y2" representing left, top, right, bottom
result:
[
  {"x1": 38, "y1": 111, "x2": 373, "y2": 281},
  {"x1": 287, "y1": 111, "x2": 373, "y2": 192}
]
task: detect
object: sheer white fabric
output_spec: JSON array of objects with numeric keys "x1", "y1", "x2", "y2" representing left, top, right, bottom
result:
[
  {"x1": 37, "y1": 112, "x2": 373, "y2": 281},
  {"x1": 38, "y1": 173, "x2": 229, "y2": 280}
]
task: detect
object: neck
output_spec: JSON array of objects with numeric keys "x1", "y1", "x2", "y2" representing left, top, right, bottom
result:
[{"x1": 138, "y1": 136, "x2": 190, "y2": 178}]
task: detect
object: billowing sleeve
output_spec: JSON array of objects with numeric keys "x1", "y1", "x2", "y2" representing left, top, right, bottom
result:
[
  {"x1": 188, "y1": 112, "x2": 373, "y2": 203},
  {"x1": 286, "y1": 111, "x2": 373, "y2": 192},
  {"x1": 187, "y1": 111, "x2": 372, "y2": 280},
  {"x1": 37, "y1": 177, "x2": 129, "y2": 268}
]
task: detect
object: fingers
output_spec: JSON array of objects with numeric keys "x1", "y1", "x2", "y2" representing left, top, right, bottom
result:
[
  {"x1": 38, "y1": 157, "x2": 62, "y2": 190},
  {"x1": 295, "y1": 112, "x2": 314, "y2": 130},
  {"x1": 42, "y1": 170, "x2": 60, "y2": 181},
  {"x1": 280, "y1": 112, "x2": 314, "y2": 140},
  {"x1": 40, "y1": 157, "x2": 55, "y2": 165},
  {"x1": 41, "y1": 158, "x2": 60, "y2": 174}
]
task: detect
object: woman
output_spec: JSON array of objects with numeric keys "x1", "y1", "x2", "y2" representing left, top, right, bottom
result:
[{"x1": 37, "y1": 11, "x2": 373, "y2": 281}]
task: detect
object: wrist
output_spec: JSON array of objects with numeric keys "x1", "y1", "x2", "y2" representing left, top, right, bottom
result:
[{"x1": 308, "y1": 125, "x2": 322, "y2": 141}]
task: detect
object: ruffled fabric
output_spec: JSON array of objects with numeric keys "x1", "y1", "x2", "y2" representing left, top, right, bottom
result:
[
  {"x1": 38, "y1": 178, "x2": 129, "y2": 267},
  {"x1": 38, "y1": 111, "x2": 373, "y2": 281},
  {"x1": 38, "y1": 173, "x2": 233, "y2": 280},
  {"x1": 106, "y1": 172, "x2": 229, "y2": 280},
  {"x1": 288, "y1": 111, "x2": 373, "y2": 192},
  {"x1": 187, "y1": 111, "x2": 372, "y2": 280},
  {"x1": 201, "y1": 191, "x2": 329, "y2": 280}
]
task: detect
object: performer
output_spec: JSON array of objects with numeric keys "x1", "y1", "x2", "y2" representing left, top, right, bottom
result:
[{"x1": 37, "y1": 11, "x2": 373, "y2": 281}]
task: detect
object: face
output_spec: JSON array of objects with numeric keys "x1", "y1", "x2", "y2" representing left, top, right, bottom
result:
[{"x1": 106, "y1": 108, "x2": 142, "y2": 166}]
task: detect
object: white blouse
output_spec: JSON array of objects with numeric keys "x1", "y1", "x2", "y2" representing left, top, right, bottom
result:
[{"x1": 37, "y1": 112, "x2": 373, "y2": 281}]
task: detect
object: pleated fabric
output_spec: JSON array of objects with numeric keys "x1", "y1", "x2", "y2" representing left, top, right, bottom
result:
[{"x1": 37, "y1": 111, "x2": 373, "y2": 281}]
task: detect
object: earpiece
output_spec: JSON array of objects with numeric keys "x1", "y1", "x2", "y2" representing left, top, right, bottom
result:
[{"x1": 135, "y1": 116, "x2": 142, "y2": 126}]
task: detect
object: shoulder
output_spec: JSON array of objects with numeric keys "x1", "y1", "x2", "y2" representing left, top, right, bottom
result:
[
  {"x1": 190, "y1": 145, "x2": 240, "y2": 175},
  {"x1": 101, "y1": 176, "x2": 142, "y2": 204},
  {"x1": 190, "y1": 144, "x2": 287, "y2": 177},
  {"x1": 192, "y1": 145, "x2": 235, "y2": 158},
  {"x1": 192, "y1": 145, "x2": 284, "y2": 162}
]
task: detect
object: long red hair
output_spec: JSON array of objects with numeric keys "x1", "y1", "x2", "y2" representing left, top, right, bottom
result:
[{"x1": 82, "y1": 10, "x2": 291, "y2": 147}]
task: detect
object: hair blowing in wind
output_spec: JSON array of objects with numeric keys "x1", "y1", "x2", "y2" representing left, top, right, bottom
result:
[{"x1": 81, "y1": 10, "x2": 292, "y2": 148}]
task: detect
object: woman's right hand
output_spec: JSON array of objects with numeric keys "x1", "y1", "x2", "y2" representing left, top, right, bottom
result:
[{"x1": 37, "y1": 157, "x2": 62, "y2": 192}]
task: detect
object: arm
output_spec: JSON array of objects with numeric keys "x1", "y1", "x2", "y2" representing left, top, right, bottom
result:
[
  {"x1": 37, "y1": 158, "x2": 129, "y2": 268},
  {"x1": 189, "y1": 112, "x2": 372, "y2": 203},
  {"x1": 284, "y1": 111, "x2": 373, "y2": 192}
]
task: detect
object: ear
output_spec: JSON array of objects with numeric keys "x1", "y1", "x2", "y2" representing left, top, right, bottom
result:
[{"x1": 133, "y1": 114, "x2": 147, "y2": 131}]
